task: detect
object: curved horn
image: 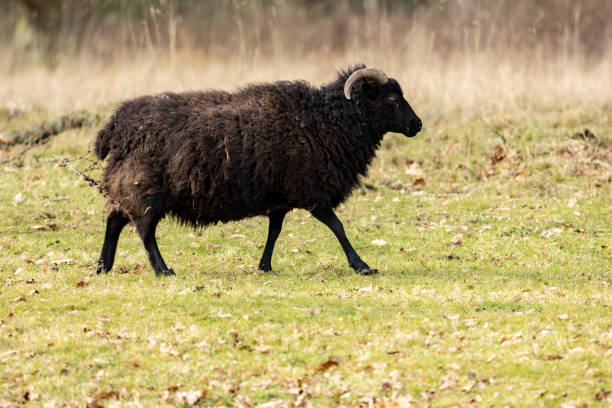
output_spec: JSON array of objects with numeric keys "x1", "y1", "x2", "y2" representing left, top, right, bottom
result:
[{"x1": 344, "y1": 67, "x2": 389, "y2": 100}]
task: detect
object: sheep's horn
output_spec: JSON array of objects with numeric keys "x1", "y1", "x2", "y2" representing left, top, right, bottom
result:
[{"x1": 344, "y1": 67, "x2": 389, "y2": 100}]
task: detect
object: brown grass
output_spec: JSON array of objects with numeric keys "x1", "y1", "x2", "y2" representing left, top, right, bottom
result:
[{"x1": 1, "y1": 0, "x2": 611, "y2": 122}]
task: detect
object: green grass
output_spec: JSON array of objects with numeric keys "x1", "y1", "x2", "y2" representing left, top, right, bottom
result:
[{"x1": 1, "y1": 108, "x2": 611, "y2": 407}]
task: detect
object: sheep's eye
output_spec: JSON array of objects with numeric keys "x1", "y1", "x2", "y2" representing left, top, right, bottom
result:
[{"x1": 387, "y1": 95, "x2": 398, "y2": 102}]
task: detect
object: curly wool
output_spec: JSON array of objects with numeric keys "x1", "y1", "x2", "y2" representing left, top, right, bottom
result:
[{"x1": 94, "y1": 65, "x2": 385, "y2": 226}]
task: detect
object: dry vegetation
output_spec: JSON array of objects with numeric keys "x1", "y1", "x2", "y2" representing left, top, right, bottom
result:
[{"x1": 0, "y1": 0, "x2": 611, "y2": 121}]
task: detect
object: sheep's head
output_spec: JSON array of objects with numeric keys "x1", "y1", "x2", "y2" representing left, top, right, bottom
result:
[{"x1": 344, "y1": 67, "x2": 422, "y2": 138}]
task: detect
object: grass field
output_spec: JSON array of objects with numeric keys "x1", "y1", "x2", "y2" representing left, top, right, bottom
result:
[{"x1": 1, "y1": 101, "x2": 610, "y2": 406}]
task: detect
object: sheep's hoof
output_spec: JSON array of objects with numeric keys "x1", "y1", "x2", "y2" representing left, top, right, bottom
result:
[
  {"x1": 95, "y1": 261, "x2": 108, "y2": 274},
  {"x1": 351, "y1": 260, "x2": 375, "y2": 275},
  {"x1": 258, "y1": 263, "x2": 272, "y2": 273},
  {"x1": 156, "y1": 268, "x2": 176, "y2": 277},
  {"x1": 357, "y1": 267, "x2": 376, "y2": 276}
]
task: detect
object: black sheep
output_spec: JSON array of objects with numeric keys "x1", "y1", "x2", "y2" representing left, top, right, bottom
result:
[{"x1": 94, "y1": 65, "x2": 422, "y2": 276}]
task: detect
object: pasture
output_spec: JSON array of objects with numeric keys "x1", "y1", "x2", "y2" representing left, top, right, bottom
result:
[
  {"x1": 1, "y1": 105, "x2": 610, "y2": 406},
  {"x1": 1, "y1": 0, "x2": 612, "y2": 406}
]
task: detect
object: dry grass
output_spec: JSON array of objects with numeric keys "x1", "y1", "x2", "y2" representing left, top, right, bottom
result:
[
  {"x1": 1, "y1": 48, "x2": 611, "y2": 126},
  {"x1": 1, "y1": 1, "x2": 611, "y2": 123}
]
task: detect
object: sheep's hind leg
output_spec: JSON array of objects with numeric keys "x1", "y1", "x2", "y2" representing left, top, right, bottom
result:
[
  {"x1": 310, "y1": 206, "x2": 374, "y2": 275},
  {"x1": 258, "y1": 210, "x2": 288, "y2": 272},
  {"x1": 135, "y1": 200, "x2": 175, "y2": 277},
  {"x1": 96, "y1": 210, "x2": 129, "y2": 274}
]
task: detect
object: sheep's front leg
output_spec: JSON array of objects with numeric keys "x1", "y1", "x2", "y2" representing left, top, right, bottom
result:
[
  {"x1": 258, "y1": 210, "x2": 288, "y2": 272},
  {"x1": 310, "y1": 206, "x2": 374, "y2": 275}
]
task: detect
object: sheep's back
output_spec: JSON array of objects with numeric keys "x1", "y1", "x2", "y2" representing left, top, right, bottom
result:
[{"x1": 100, "y1": 84, "x2": 369, "y2": 225}]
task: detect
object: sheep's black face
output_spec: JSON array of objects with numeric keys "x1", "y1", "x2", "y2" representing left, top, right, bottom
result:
[{"x1": 359, "y1": 78, "x2": 422, "y2": 138}]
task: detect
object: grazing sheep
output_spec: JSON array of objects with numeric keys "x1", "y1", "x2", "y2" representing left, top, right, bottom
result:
[{"x1": 94, "y1": 65, "x2": 422, "y2": 276}]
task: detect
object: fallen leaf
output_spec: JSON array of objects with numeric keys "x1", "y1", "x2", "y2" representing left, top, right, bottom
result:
[
  {"x1": 86, "y1": 388, "x2": 118, "y2": 408},
  {"x1": 595, "y1": 389, "x2": 611, "y2": 402},
  {"x1": 21, "y1": 391, "x2": 41, "y2": 402},
  {"x1": 31, "y1": 225, "x2": 46, "y2": 231},
  {"x1": 310, "y1": 308, "x2": 323, "y2": 316},
  {"x1": 0, "y1": 350, "x2": 17, "y2": 359},
  {"x1": 315, "y1": 357, "x2": 340, "y2": 372},
  {"x1": 256, "y1": 345, "x2": 271, "y2": 354},
  {"x1": 175, "y1": 390, "x2": 207, "y2": 405},
  {"x1": 76, "y1": 280, "x2": 89, "y2": 288},
  {"x1": 159, "y1": 342, "x2": 180, "y2": 357},
  {"x1": 133, "y1": 265, "x2": 146, "y2": 274},
  {"x1": 93, "y1": 369, "x2": 108, "y2": 381},
  {"x1": 404, "y1": 162, "x2": 423, "y2": 177},
  {"x1": 11, "y1": 296, "x2": 26, "y2": 303},
  {"x1": 451, "y1": 235, "x2": 464, "y2": 246},
  {"x1": 439, "y1": 375, "x2": 457, "y2": 391},
  {"x1": 540, "y1": 228, "x2": 563, "y2": 238},
  {"x1": 14, "y1": 267, "x2": 24, "y2": 275},
  {"x1": 412, "y1": 177, "x2": 426, "y2": 186},
  {"x1": 490, "y1": 145, "x2": 507, "y2": 164},
  {"x1": 13, "y1": 192, "x2": 24, "y2": 205}
]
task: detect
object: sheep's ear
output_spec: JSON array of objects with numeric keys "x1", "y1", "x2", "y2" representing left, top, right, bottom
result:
[{"x1": 360, "y1": 80, "x2": 380, "y2": 100}]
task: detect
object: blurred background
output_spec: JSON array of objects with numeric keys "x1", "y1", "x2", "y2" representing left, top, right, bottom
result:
[{"x1": 1, "y1": 0, "x2": 611, "y2": 121}]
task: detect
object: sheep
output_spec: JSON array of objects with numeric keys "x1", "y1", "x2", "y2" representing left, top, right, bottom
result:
[{"x1": 94, "y1": 65, "x2": 422, "y2": 276}]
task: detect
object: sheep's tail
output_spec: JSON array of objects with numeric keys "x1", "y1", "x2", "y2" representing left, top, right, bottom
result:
[{"x1": 94, "y1": 113, "x2": 118, "y2": 159}]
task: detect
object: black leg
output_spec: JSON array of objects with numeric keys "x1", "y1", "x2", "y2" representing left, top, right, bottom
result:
[
  {"x1": 310, "y1": 206, "x2": 374, "y2": 275},
  {"x1": 139, "y1": 223, "x2": 174, "y2": 277},
  {"x1": 258, "y1": 210, "x2": 288, "y2": 272},
  {"x1": 135, "y1": 198, "x2": 174, "y2": 277},
  {"x1": 96, "y1": 210, "x2": 129, "y2": 274}
]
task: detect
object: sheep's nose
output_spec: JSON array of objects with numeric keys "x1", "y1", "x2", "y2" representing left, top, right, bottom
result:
[{"x1": 414, "y1": 119, "x2": 422, "y2": 132}]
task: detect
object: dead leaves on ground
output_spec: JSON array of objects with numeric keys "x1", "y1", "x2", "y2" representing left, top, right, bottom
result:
[
  {"x1": 160, "y1": 389, "x2": 207, "y2": 406},
  {"x1": 76, "y1": 280, "x2": 89, "y2": 288},
  {"x1": 313, "y1": 357, "x2": 341, "y2": 372},
  {"x1": 595, "y1": 389, "x2": 612, "y2": 402}
]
